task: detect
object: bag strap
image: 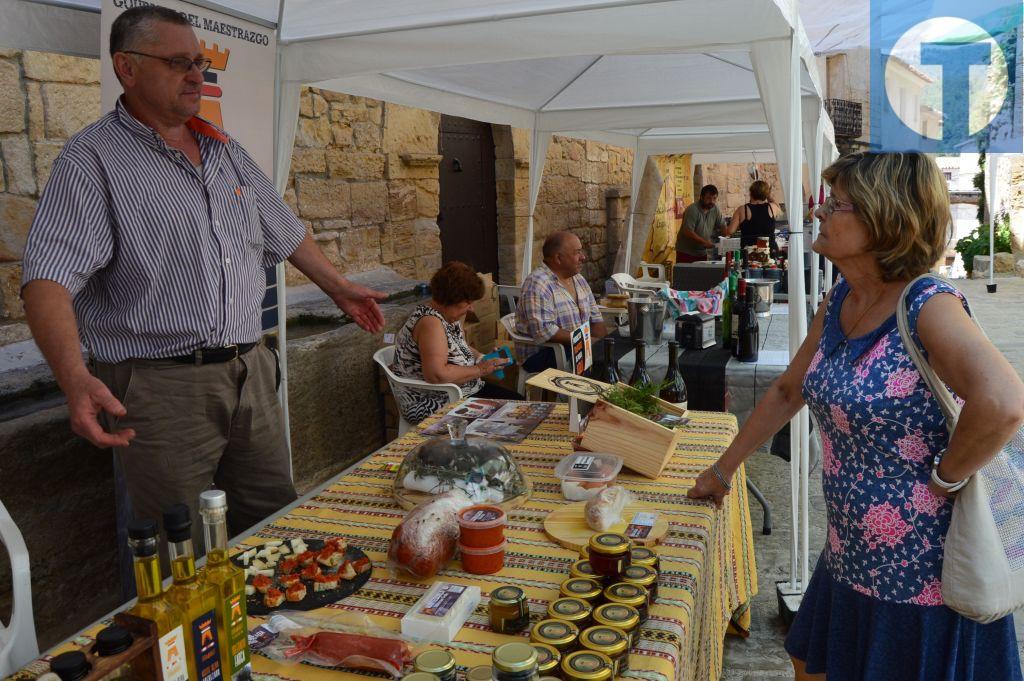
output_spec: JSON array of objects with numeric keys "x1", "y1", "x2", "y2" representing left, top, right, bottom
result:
[{"x1": 896, "y1": 272, "x2": 985, "y2": 434}]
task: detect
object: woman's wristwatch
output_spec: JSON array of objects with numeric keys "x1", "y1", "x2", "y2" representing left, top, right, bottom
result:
[{"x1": 930, "y1": 458, "x2": 970, "y2": 494}]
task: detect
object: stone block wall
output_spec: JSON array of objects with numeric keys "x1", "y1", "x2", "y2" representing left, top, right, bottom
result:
[
  {"x1": 0, "y1": 50, "x2": 101, "y2": 321},
  {"x1": 697, "y1": 162, "x2": 784, "y2": 218}
]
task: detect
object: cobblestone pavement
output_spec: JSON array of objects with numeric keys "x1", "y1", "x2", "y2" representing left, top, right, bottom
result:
[{"x1": 719, "y1": 277, "x2": 1024, "y2": 680}]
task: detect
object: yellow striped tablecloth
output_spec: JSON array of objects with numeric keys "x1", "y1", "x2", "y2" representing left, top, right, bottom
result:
[{"x1": 21, "y1": 404, "x2": 756, "y2": 681}]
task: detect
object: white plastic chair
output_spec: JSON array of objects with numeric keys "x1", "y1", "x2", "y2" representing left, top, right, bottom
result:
[
  {"x1": 610, "y1": 272, "x2": 667, "y2": 299},
  {"x1": 500, "y1": 313, "x2": 570, "y2": 395},
  {"x1": 373, "y1": 346, "x2": 463, "y2": 437},
  {"x1": 637, "y1": 262, "x2": 667, "y2": 284},
  {"x1": 495, "y1": 285, "x2": 522, "y2": 316},
  {"x1": 0, "y1": 499, "x2": 37, "y2": 678}
]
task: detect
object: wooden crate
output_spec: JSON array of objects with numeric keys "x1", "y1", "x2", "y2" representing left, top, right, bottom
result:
[{"x1": 580, "y1": 398, "x2": 685, "y2": 479}]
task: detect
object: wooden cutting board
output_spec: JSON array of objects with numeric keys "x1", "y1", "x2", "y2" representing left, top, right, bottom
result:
[{"x1": 543, "y1": 501, "x2": 669, "y2": 552}]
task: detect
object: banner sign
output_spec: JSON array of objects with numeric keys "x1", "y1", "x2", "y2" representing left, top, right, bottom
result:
[{"x1": 571, "y1": 321, "x2": 593, "y2": 375}]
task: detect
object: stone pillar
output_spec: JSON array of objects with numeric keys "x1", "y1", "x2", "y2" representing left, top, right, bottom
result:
[{"x1": 605, "y1": 187, "x2": 630, "y2": 277}]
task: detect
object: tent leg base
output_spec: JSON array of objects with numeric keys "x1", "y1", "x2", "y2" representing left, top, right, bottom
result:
[
  {"x1": 987, "y1": 283, "x2": 997, "y2": 294},
  {"x1": 776, "y1": 581, "x2": 804, "y2": 626}
]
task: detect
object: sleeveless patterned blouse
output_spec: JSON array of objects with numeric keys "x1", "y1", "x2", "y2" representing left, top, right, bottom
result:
[{"x1": 802, "y1": 275, "x2": 969, "y2": 605}]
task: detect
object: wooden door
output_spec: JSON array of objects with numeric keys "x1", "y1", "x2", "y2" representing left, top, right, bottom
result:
[{"x1": 438, "y1": 115, "x2": 499, "y2": 277}]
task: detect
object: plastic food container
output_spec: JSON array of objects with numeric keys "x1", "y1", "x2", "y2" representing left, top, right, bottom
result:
[
  {"x1": 458, "y1": 505, "x2": 507, "y2": 548},
  {"x1": 553, "y1": 453, "x2": 623, "y2": 501},
  {"x1": 459, "y1": 540, "x2": 506, "y2": 574}
]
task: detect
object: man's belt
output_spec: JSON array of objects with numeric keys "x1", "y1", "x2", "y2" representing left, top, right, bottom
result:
[{"x1": 168, "y1": 342, "x2": 259, "y2": 366}]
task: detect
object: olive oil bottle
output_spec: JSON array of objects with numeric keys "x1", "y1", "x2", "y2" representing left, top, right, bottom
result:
[
  {"x1": 125, "y1": 519, "x2": 189, "y2": 681},
  {"x1": 199, "y1": 490, "x2": 252, "y2": 680},
  {"x1": 164, "y1": 504, "x2": 223, "y2": 681}
]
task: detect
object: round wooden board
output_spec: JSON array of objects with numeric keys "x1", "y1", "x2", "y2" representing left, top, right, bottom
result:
[{"x1": 543, "y1": 502, "x2": 669, "y2": 552}]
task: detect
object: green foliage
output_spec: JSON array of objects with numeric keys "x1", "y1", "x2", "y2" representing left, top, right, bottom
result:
[
  {"x1": 602, "y1": 381, "x2": 667, "y2": 418},
  {"x1": 955, "y1": 212, "x2": 1013, "y2": 275}
]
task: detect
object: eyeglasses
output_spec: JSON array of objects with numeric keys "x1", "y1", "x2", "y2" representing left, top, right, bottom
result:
[
  {"x1": 123, "y1": 51, "x2": 213, "y2": 73},
  {"x1": 821, "y1": 195, "x2": 855, "y2": 216}
]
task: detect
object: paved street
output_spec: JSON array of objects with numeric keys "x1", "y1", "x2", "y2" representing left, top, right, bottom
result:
[{"x1": 720, "y1": 277, "x2": 1024, "y2": 680}]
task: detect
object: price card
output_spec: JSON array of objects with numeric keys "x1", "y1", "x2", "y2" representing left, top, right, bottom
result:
[
  {"x1": 625, "y1": 512, "x2": 659, "y2": 539},
  {"x1": 570, "y1": 321, "x2": 592, "y2": 375}
]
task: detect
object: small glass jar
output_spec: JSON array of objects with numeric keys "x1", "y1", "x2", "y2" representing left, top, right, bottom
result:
[
  {"x1": 490, "y1": 585, "x2": 530, "y2": 634},
  {"x1": 629, "y1": 546, "x2": 659, "y2": 572},
  {"x1": 560, "y1": 651, "x2": 613, "y2": 681},
  {"x1": 414, "y1": 650, "x2": 457, "y2": 681},
  {"x1": 604, "y1": 582, "x2": 649, "y2": 622},
  {"x1": 569, "y1": 559, "x2": 598, "y2": 580},
  {"x1": 467, "y1": 665, "x2": 494, "y2": 681},
  {"x1": 592, "y1": 603, "x2": 641, "y2": 648},
  {"x1": 621, "y1": 564, "x2": 659, "y2": 602},
  {"x1": 492, "y1": 642, "x2": 540, "y2": 681},
  {"x1": 532, "y1": 643, "x2": 561, "y2": 678},
  {"x1": 587, "y1": 534, "x2": 631, "y2": 580},
  {"x1": 547, "y1": 597, "x2": 593, "y2": 629},
  {"x1": 530, "y1": 619, "x2": 580, "y2": 654},
  {"x1": 403, "y1": 674, "x2": 441, "y2": 681},
  {"x1": 578, "y1": 626, "x2": 630, "y2": 677},
  {"x1": 559, "y1": 578, "x2": 603, "y2": 606}
]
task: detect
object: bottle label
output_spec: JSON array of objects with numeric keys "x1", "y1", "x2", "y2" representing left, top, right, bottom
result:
[
  {"x1": 158, "y1": 625, "x2": 189, "y2": 681},
  {"x1": 191, "y1": 609, "x2": 224, "y2": 681},
  {"x1": 731, "y1": 314, "x2": 739, "y2": 340},
  {"x1": 223, "y1": 590, "x2": 251, "y2": 673}
]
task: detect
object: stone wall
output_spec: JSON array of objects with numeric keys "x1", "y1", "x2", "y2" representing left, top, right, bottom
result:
[
  {"x1": 698, "y1": 162, "x2": 784, "y2": 218},
  {"x1": 0, "y1": 50, "x2": 101, "y2": 321}
]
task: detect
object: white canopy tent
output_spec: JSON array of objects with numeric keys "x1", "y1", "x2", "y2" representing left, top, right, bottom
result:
[{"x1": 3, "y1": 0, "x2": 837, "y2": 598}]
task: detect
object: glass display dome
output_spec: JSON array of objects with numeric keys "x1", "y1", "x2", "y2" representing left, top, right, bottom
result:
[{"x1": 393, "y1": 419, "x2": 532, "y2": 511}]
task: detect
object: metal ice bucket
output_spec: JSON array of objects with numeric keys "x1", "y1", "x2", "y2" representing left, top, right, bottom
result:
[
  {"x1": 627, "y1": 298, "x2": 666, "y2": 344},
  {"x1": 744, "y1": 278, "x2": 777, "y2": 317}
]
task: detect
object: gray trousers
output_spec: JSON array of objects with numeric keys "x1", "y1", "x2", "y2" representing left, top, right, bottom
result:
[{"x1": 94, "y1": 343, "x2": 297, "y2": 592}]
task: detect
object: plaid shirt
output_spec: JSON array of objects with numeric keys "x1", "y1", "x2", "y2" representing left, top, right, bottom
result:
[{"x1": 514, "y1": 264, "x2": 602, "y2": 359}]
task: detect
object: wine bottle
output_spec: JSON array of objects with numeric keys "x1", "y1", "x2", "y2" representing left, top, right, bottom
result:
[
  {"x1": 659, "y1": 341, "x2": 688, "y2": 407},
  {"x1": 598, "y1": 338, "x2": 621, "y2": 386},
  {"x1": 731, "y1": 278, "x2": 746, "y2": 355},
  {"x1": 737, "y1": 285, "x2": 759, "y2": 363},
  {"x1": 721, "y1": 253, "x2": 733, "y2": 349},
  {"x1": 628, "y1": 339, "x2": 652, "y2": 388}
]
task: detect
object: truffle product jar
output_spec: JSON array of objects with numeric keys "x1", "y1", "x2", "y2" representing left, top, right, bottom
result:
[
  {"x1": 592, "y1": 603, "x2": 641, "y2": 648},
  {"x1": 629, "y1": 546, "x2": 659, "y2": 572},
  {"x1": 532, "y1": 643, "x2": 561, "y2": 678},
  {"x1": 560, "y1": 651, "x2": 613, "y2": 681},
  {"x1": 530, "y1": 619, "x2": 580, "y2": 654},
  {"x1": 458, "y1": 505, "x2": 507, "y2": 548},
  {"x1": 414, "y1": 650, "x2": 457, "y2": 681},
  {"x1": 621, "y1": 564, "x2": 659, "y2": 602},
  {"x1": 546, "y1": 597, "x2": 593, "y2": 629},
  {"x1": 492, "y1": 642, "x2": 540, "y2": 681},
  {"x1": 466, "y1": 666, "x2": 493, "y2": 681},
  {"x1": 490, "y1": 585, "x2": 530, "y2": 634},
  {"x1": 587, "y1": 534, "x2": 631, "y2": 580},
  {"x1": 569, "y1": 559, "x2": 599, "y2": 581},
  {"x1": 603, "y1": 582, "x2": 649, "y2": 622},
  {"x1": 559, "y1": 578, "x2": 603, "y2": 606},
  {"x1": 578, "y1": 626, "x2": 630, "y2": 677}
]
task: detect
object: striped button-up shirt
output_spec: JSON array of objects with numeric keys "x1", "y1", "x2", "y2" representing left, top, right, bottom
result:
[
  {"x1": 22, "y1": 99, "x2": 305, "y2": 363},
  {"x1": 514, "y1": 263, "x2": 602, "y2": 360}
]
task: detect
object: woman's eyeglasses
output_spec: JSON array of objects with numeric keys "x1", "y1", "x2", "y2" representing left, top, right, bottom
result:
[
  {"x1": 123, "y1": 51, "x2": 213, "y2": 73},
  {"x1": 820, "y1": 196, "x2": 855, "y2": 216}
]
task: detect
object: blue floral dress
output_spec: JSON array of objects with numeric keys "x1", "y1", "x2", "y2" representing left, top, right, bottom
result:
[{"x1": 784, "y1": 275, "x2": 1022, "y2": 680}]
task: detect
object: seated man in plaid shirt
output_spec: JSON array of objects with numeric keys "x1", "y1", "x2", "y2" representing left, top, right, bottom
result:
[{"x1": 514, "y1": 231, "x2": 608, "y2": 372}]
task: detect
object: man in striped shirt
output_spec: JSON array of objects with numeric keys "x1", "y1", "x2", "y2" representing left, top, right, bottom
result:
[{"x1": 21, "y1": 6, "x2": 385, "y2": 562}]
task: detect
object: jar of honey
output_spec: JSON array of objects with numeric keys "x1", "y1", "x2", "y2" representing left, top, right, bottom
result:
[
  {"x1": 560, "y1": 651, "x2": 613, "y2": 681},
  {"x1": 531, "y1": 643, "x2": 560, "y2": 678},
  {"x1": 621, "y1": 564, "x2": 659, "y2": 602},
  {"x1": 592, "y1": 603, "x2": 640, "y2": 648},
  {"x1": 414, "y1": 650, "x2": 457, "y2": 681},
  {"x1": 559, "y1": 578, "x2": 603, "y2": 606},
  {"x1": 547, "y1": 597, "x2": 593, "y2": 629},
  {"x1": 466, "y1": 666, "x2": 493, "y2": 681},
  {"x1": 578, "y1": 626, "x2": 630, "y2": 677},
  {"x1": 604, "y1": 582, "x2": 648, "y2": 622},
  {"x1": 629, "y1": 546, "x2": 659, "y2": 572},
  {"x1": 489, "y1": 586, "x2": 530, "y2": 634},
  {"x1": 569, "y1": 559, "x2": 599, "y2": 581},
  {"x1": 587, "y1": 534, "x2": 631, "y2": 580},
  {"x1": 492, "y1": 642, "x2": 540, "y2": 681},
  {"x1": 530, "y1": 619, "x2": 579, "y2": 654}
]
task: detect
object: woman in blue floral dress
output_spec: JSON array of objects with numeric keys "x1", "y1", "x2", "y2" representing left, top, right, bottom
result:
[{"x1": 689, "y1": 152, "x2": 1024, "y2": 680}]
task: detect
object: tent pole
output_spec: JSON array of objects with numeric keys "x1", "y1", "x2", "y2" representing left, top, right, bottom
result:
[{"x1": 987, "y1": 153, "x2": 998, "y2": 293}]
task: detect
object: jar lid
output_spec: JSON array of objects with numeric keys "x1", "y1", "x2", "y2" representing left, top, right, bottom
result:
[
  {"x1": 579, "y1": 626, "x2": 629, "y2": 657},
  {"x1": 570, "y1": 559, "x2": 597, "y2": 577},
  {"x1": 458, "y1": 539, "x2": 506, "y2": 555},
  {"x1": 49, "y1": 651, "x2": 90, "y2": 681},
  {"x1": 532, "y1": 643, "x2": 560, "y2": 671},
  {"x1": 403, "y1": 673, "x2": 441, "y2": 681},
  {"x1": 493, "y1": 642, "x2": 538, "y2": 673},
  {"x1": 604, "y1": 582, "x2": 646, "y2": 606},
  {"x1": 630, "y1": 546, "x2": 657, "y2": 563},
  {"x1": 531, "y1": 619, "x2": 579, "y2": 646},
  {"x1": 415, "y1": 649, "x2": 456, "y2": 674},
  {"x1": 95, "y1": 625, "x2": 133, "y2": 656},
  {"x1": 458, "y1": 505, "x2": 507, "y2": 529},
  {"x1": 491, "y1": 585, "x2": 525, "y2": 605},
  {"x1": 622, "y1": 565, "x2": 658, "y2": 586},
  {"x1": 593, "y1": 603, "x2": 640, "y2": 630},
  {"x1": 560, "y1": 650, "x2": 613, "y2": 681},
  {"x1": 560, "y1": 578, "x2": 602, "y2": 600},
  {"x1": 466, "y1": 665, "x2": 493, "y2": 681},
  {"x1": 547, "y1": 597, "x2": 592, "y2": 622},
  {"x1": 588, "y1": 533, "x2": 630, "y2": 555}
]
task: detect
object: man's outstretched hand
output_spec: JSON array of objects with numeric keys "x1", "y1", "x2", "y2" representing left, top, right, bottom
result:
[
  {"x1": 331, "y1": 282, "x2": 387, "y2": 333},
  {"x1": 65, "y1": 373, "x2": 136, "y2": 449}
]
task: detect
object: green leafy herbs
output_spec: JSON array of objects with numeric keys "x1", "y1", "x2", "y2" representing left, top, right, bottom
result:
[{"x1": 601, "y1": 381, "x2": 669, "y2": 418}]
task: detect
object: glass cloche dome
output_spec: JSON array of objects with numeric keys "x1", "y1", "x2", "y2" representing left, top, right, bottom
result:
[{"x1": 393, "y1": 419, "x2": 532, "y2": 511}]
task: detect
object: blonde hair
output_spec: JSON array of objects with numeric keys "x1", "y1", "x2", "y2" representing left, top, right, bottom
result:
[{"x1": 821, "y1": 152, "x2": 951, "y2": 282}]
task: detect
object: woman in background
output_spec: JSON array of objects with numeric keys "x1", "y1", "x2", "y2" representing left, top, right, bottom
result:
[{"x1": 725, "y1": 179, "x2": 783, "y2": 257}]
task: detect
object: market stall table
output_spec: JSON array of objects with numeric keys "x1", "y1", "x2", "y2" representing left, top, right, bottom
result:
[{"x1": 13, "y1": 403, "x2": 756, "y2": 681}]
